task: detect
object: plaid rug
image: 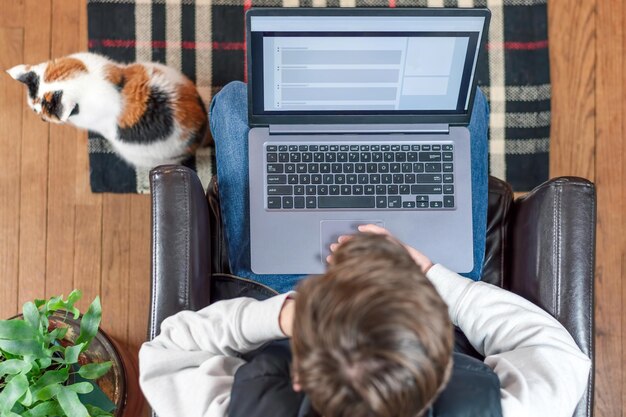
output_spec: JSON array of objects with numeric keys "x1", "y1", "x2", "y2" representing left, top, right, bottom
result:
[{"x1": 87, "y1": 0, "x2": 550, "y2": 193}]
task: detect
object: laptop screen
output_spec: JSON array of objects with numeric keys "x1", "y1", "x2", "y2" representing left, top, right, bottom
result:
[{"x1": 247, "y1": 10, "x2": 490, "y2": 126}]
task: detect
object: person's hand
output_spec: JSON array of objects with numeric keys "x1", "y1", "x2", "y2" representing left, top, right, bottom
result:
[
  {"x1": 327, "y1": 224, "x2": 434, "y2": 275},
  {"x1": 279, "y1": 297, "x2": 295, "y2": 337}
]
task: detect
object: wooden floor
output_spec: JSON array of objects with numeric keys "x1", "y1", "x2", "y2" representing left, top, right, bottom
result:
[{"x1": 0, "y1": 0, "x2": 623, "y2": 416}]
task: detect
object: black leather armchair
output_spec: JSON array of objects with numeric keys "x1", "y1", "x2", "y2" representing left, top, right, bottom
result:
[{"x1": 148, "y1": 166, "x2": 595, "y2": 417}]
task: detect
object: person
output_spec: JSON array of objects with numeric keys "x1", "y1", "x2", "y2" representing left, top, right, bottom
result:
[
  {"x1": 138, "y1": 82, "x2": 590, "y2": 416},
  {"x1": 139, "y1": 223, "x2": 590, "y2": 417},
  {"x1": 204, "y1": 81, "x2": 489, "y2": 292}
]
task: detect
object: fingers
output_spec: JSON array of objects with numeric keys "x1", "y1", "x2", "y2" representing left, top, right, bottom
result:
[
  {"x1": 329, "y1": 235, "x2": 350, "y2": 253},
  {"x1": 326, "y1": 224, "x2": 432, "y2": 274},
  {"x1": 337, "y1": 235, "x2": 351, "y2": 243},
  {"x1": 357, "y1": 224, "x2": 390, "y2": 235},
  {"x1": 326, "y1": 225, "x2": 390, "y2": 265},
  {"x1": 327, "y1": 234, "x2": 352, "y2": 264}
]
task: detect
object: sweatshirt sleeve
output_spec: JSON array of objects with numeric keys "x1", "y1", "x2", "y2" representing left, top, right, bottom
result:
[
  {"x1": 426, "y1": 264, "x2": 591, "y2": 417},
  {"x1": 139, "y1": 293, "x2": 294, "y2": 417}
]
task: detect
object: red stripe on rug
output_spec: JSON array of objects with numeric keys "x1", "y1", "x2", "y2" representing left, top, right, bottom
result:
[
  {"x1": 88, "y1": 39, "x2": 245, "y2": 50},
  {"x1": 388, "y1": 0, "x2": 396, "y2": 7},
  {"x1": 213, "y1": 41, "x2": 246, "y2": 50},
  {"x1": 487, "y1": 40, "x2": 549, "y2": 50},
  {"x1": 90, "y1": 39, "x2": 547, "y2": 52},
  {"x1": 243, "y1": 0, "x2": 252, "y2": 83}
]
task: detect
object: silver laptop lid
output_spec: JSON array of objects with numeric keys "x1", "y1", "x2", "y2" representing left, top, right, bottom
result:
[{"x1": 246, "y1": 8, "x2": 490, "y2": 127}]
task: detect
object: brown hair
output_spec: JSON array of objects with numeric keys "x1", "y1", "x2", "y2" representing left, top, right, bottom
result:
[{"x1": 291, "y1": 233, "x2": 454, "y2": 417}]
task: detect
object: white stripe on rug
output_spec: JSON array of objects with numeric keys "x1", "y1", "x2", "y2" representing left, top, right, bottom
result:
[
  {"x1": 505, "y1": 138, "x2": 550, "y2": 155},
  {"x1": 195, "y1": 0, "x2": 213, "y2": 104},
  {"x1": 195, "y1": 146, "x2": 215, "y2": 192},
  {"x1": 195, "y1": 0, "x2": 214, "y2": 190},
  {"x1": 88, "y1": 137, "x2": 115, "y2": 154},
  {"x1": 165, "y1": 0, "x2": 182, "y2": 70},
  {"x1": 136, "y1": 166, "x2": 151, "y2": 194},
  {"x1": 136, "y1": 0, "x2": 153, "y2": 193},
  {"x1": 283, "y1": 0, "x2": 299, "y2": 7},
  {"x1": 504, "y1": 111, "x2": 551, "y2": 129},
  {"x1": 135, "y1": 0, "x2": 152, "y2": 62},
  {"x1": 482, "y1": 84, "x2": 552, "y2": 102},
  {"x1": 486, "y1": 0, "x2": 506, "y2": 180}
]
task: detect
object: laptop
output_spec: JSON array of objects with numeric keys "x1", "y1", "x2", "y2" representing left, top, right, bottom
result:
[{"x1": 247, "y1": 8, "x2": 490, "y2": 274}]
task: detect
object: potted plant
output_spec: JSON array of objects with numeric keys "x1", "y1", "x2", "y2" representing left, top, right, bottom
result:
[{"x1": 0, "y1": 290, "x2": 124, "y2": 417}]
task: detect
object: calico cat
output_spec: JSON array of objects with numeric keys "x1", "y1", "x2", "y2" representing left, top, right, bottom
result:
[{"x1": 7, "y1": 52, "x2": 208, "y2": 168}]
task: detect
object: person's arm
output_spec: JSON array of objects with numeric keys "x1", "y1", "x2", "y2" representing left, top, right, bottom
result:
[
  {"x1": 351, "y1": 225, "x2": 590, "y2": 417},
  {"x1": 427, "y1": 264, "x2": 591, "y2": 417},
  {"x1": 139, "y1": 293, "x2": 293, "y2": 417}
]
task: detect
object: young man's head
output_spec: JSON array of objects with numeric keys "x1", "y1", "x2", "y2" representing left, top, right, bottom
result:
[{"x1": 291, "y1": 233, "x2": 454, "y2": 417}]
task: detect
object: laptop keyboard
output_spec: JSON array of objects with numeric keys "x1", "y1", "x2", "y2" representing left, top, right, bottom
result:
[{"x1": 264, "y1": 143, "x2": 455, "y2": 210}]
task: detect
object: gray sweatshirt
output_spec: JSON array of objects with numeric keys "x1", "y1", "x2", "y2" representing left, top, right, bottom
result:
[{"x1": 139, "y1": 264, "x2": 590, "y2": 417}]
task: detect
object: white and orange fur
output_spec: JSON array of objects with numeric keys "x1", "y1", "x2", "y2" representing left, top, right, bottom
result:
[{"x1": 7, "y1": 52, "x2": 208, "y2": 168}]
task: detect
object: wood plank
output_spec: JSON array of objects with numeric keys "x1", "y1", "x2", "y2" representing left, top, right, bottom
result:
[
  {"x1": 78, "y1": 0, "x2": 87, "y2": 48},
  {"x1": 17, "y1": 0, "x2": 52, "y2": 308},
  {"x1": 547, "y1": 0, "x2": 596, "y2": 180},
  {"x1": 0, "y1": 0, "x2": 25, "y2": 28},
  {"x1": 72, "y1": 0, "x2": 102, "y2": 313},
  {"x1": 622, "y1": 4, "x2": 626, "y2": 416},
  {"x1": 127, "y1": 195, "x2": 151, "y2": 353},
  {"x1": 595, "y1": 0, "x2": 624, "y2": 416},
  {"x1": 72, "y1": 201, "x2": 102, "y2": 311},
  {"x1": 623, "y1": 252, "x2": 626, "y2": 417},
  {"x1": 45, "y1": 0, "x2": 80, "y2": 299},
  {"x1": 127, "y1": 195, "x2": 152, "y2": 417},
  {"x1": 100, "y1": 194, "x2": 131, "y2": 345},
  {"x1": 0, "y1": 27, "x2": 24, "y2": 318}
]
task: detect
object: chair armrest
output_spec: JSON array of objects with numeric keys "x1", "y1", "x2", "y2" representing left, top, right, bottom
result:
[
  {"x1": 148, "y1": 165, "x2": 212, "y2": 340},
  {"x1": 481, "y1": 176, "x2": 514, "y2": 287},
  {"x1": 508, "y1": 176, "x2": 595, "y2": 417}
]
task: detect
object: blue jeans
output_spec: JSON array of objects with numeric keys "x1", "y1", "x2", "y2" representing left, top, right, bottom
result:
[{"x1": 210, "y1": 81, "x2": 489, "y2": 293}]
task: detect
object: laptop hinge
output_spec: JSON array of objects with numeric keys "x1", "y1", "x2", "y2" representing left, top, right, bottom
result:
[{"x1": 268, "y1": 124, "x2": 450, "y2": 135}]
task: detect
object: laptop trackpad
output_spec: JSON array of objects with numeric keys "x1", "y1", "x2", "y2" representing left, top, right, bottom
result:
[{"x1": 320, "y1": 220, "x2": 384, "y2": 264}]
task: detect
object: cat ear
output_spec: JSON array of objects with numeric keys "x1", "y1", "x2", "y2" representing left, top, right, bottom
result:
[
  {"x1": 7, "y1": 65, "x2": 40, "y2": 99},
  {"x1": 6, "y1": 64, "x2": 31, "y2": 82}
]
